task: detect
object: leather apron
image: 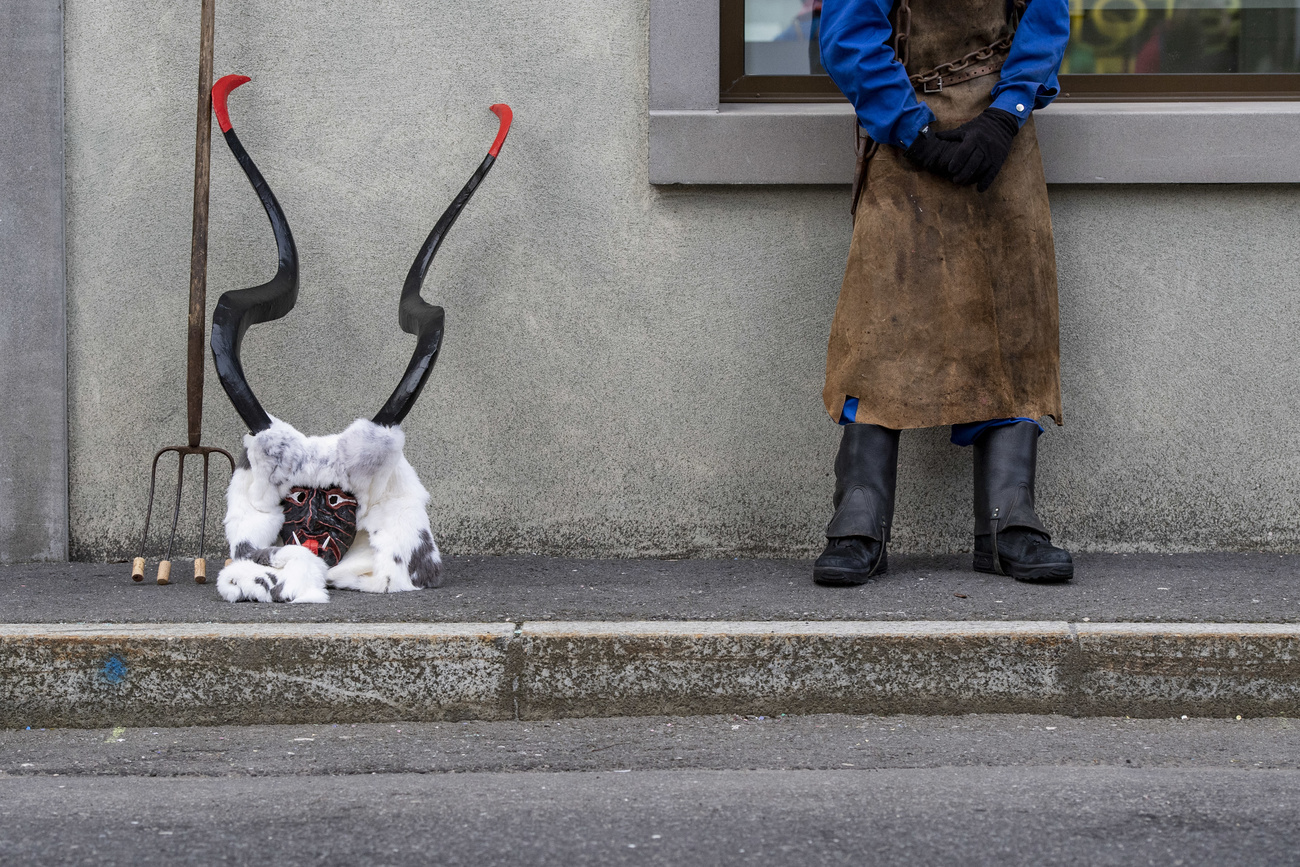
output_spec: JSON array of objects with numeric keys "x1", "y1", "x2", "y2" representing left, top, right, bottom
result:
[{"x1": 823, "y1": 0, "x2": 1063, "y2": 430}]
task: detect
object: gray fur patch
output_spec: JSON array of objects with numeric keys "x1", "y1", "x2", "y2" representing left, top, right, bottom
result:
[
  {"x1": 234, "y1": 541, "x2": 257, "y2": 560},
  {"x1": 336, "y1": 424, "x2": 399, "y2": 478},
  {"x1": 236, "y1": 449, "x2": 251, "y2": 470},
  {"x1": 249, "y1": 547, "x2": 278, "y2": 566},
  {"x1": 259, "y1": 432, "x2": 309, "y2": 489},
  {"x1": 270, "y1": 581, "x2": 288, "y2": 603},
  {"x1": 408, "y1": 529, "x2": 443, "y2": 589},
  {"x1": 249, "y1": 420, "x2": 401, "y2": 495},
  {"x1": 253, "y1": 575, "x2": 274, "y2": 592}
]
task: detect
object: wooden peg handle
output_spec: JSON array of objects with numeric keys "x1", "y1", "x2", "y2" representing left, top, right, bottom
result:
[
  {"x1": 156, "y1": 560, "x2": 172, "y2": 585},
  {"x1": 194, "y1": 558, "x2": 207, "y2": 583},
  {"x1": 131, "y1": 557, "x2": 146, "y2": 582}
]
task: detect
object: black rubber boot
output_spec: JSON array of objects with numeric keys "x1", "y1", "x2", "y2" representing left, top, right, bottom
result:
[
  {"x1": 972, "y1": 421, "x2": 1073, "y2": 582},
  {"x1": 813, "y1": 423, "x2": 900, "y2": 586}
]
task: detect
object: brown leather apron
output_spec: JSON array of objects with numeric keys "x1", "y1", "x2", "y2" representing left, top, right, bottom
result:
[{"x1": 823, "y1": 0, "x2": 1063, "y2": 430}]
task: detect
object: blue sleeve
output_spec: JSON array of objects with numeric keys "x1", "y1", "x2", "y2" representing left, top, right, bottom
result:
[
  {"x1": 819, "y1": 0, "x2": 934, "y2": 148},
  {"x1": 990, "y1": 0, "x2": 1071, "y2": 125}
]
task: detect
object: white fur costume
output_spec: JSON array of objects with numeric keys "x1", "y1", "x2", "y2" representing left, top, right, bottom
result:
[{"x1": 217, "y1": 417, "x2": 442, "y2": 603}]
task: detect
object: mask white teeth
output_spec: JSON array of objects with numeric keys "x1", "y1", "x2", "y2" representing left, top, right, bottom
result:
[
  {"x1": 321, "y1": 537, "x2": 331, "y2": 553},
  {"x1": 292, "y1": 532, "x2": 301, "y2": 546}
]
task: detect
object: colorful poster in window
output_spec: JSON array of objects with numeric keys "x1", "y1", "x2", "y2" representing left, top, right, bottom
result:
[
  {"x1": 1063, "y1": 0, "x2": 1300, "y2": 75},
  {"x1": 741, "y1": 0, "x2": 1300, "y2": 76}
]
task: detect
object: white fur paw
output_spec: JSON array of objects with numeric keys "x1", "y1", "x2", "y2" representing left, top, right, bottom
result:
[
  {"x1": 367, "y1": 527, "x2": 442, "y2": 592},
  {"x1": 216, "y1": 552, "x2": 329, "y2": 604},
  {"x1": 324, "y1": 533, "x2": 421, "y2": 594},
  {"x1": 374, "y1": 556, "x2": 417, "y2": 593},
  {"x1": 270, "y1": 544, "x2": 325, "y2": 571}
]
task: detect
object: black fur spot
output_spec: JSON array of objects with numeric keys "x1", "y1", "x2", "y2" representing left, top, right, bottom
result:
[{"x1": 408, "y1": 529, "x2": 443, "y2": 589}]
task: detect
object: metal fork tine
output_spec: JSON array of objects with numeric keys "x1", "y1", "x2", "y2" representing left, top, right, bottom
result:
[
  {"x1": 196, "y1": 451, "x2": 212, "y2": 583},
  {"x1": 157, "y1": 450, "x2": 186, "y2": 585},
  {"x1": 132, "y1": 448, "x2": 171, "y2": 581},
  {"x1": 133, "y1": 445, "x2": 236, "y2": 585}
]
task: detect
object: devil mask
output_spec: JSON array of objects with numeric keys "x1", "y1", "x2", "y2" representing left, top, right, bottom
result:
[
  {"x1": 210, "y1": 74, "x2": 510, "y2": 603},
  {"x1": 277, "y1": 487, "x2": 358, "y2": 567}
]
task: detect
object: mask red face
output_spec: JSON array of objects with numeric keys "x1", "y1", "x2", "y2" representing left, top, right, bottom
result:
[{"x1": 277, "y1": 486, "x2": 358, "y2": 567}]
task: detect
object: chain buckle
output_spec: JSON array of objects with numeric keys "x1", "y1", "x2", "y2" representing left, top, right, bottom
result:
[{"x1": 923, "y1": 77, "x2": 943, "y2": 93}]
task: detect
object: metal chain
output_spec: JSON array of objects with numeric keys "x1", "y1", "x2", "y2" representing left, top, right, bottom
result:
[
  {"x1": 892, "y1": 0, "x2": 912, "y2": 69},
  {"x1": 898, "y1": 0, "x2": 1029, "y2": 90},
  {"x1": 854, "y1": 0, "x2": 1027, "y2": 218}
]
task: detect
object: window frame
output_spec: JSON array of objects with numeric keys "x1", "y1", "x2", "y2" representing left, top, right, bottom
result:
[{"x1": 720, "y1": 0, "x2": 1300, "y2": 103}]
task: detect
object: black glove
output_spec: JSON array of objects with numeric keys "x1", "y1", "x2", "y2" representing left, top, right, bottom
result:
[
  {"x1": 902, "y1": 125, "x2": 959, "y2": 180},
  {"x1": 936, "y1": 108, "x2": 1020, "y2": 192}
]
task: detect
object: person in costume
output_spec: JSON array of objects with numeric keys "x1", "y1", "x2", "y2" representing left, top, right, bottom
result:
[
  {"x1": 813, "y1": 0, "x2": 1074, "y2": 585},
  {"x1": 206, "y1": 74, "x2": 511, "y2": 602}
]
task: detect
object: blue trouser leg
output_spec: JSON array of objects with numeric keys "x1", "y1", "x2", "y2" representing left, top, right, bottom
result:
[
  {"x1": 950, "y1": 417, "x2": 1043, "y2": 446},
  {"x1": 837, "y1": 397, "x2": 1041, "y2": 444},
  {"x1": 837, "y1": 397, "x2": 861, "y2": 425}
]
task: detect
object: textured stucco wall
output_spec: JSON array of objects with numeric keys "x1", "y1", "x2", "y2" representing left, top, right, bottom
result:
[
  {"x1": 1, "y1": 0, "x2": 66, "y2": 563},
  {"x1": 64, "y1": 0, "x2": 1300, "y2": 561}
]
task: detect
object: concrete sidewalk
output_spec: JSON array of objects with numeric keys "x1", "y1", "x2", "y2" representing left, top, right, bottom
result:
[
  {"x1": 4, "y1": 553, "x2": 1299, "y2": 623},
  {"x1": 2, "y1": 555, "x2": 1298, "y2": 728}
]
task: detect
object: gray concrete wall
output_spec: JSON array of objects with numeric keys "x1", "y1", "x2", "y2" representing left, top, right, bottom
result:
[
  {"x1": 1, "y1": 0, "x2": 68, "y2": 563},
  {"x1": 63, "y1": 0, "x2": 1300, "y2": 561}
]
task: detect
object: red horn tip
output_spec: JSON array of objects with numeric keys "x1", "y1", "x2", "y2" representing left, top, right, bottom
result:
[
  {"x1": 488, "y1": 104, "x2": 512, "y2": 157},
  {"x1": 212, "y1": 74, "x2": 253, "y2": 133}
]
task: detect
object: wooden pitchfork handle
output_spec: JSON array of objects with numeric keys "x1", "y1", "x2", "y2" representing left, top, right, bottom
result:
[
  {"x1": 187, "y1": 0, "x2": 216, "y2": 448},
  {"x1": 130, "y1": 0, "x2": 228, "y2": 586}
]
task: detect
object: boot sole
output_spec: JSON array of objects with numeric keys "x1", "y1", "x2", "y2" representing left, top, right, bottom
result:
[
  {"x1": 813, "y1": 554, "x2": 888, "y2": 587},
  {"x1": 972, "y1": 552, "x2": 1073, "y2": 583}
]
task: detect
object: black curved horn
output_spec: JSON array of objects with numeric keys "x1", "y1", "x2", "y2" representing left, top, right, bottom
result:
[
  {"x1": 372, "y1": 104, "x2": 513, "y2": 427},
  {"x1": 208, "y1": 74, "x2": 299, "y2": 434}
]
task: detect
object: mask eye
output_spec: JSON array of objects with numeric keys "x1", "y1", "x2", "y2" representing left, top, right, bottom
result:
[
  {"x1": 327, "y1": 493, "x2": 353, "y2": 509},
  {"x1": 286, "y1": 490, "x2": 307, "y2": 505}
]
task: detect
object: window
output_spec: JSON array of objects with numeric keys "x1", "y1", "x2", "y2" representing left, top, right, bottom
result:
[
  {"x1": 721, "y1": 0, "x2": 841, "y2": 99},
  {"x1": 722, "y1": 0, "x2": 1300, "y2": 101}
]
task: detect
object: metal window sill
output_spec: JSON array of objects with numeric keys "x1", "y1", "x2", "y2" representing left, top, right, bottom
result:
[{"x1": 649, "y1": 101, "x2": 1300, "y2": 185}]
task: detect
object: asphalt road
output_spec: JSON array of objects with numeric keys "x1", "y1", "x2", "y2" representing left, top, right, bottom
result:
[
  {"x1": 3, "y1": 553, "x2": 1299, "y2": 623},
  {"x1": 3, "y1": 715, "x2": 1300, "y2": 865},
  {"x1": 5, "y1": 714, "x2": 1300, "y2": 777},
  {"x1": 5, "y1": 766, "x2": 1300, "y2": 866}
]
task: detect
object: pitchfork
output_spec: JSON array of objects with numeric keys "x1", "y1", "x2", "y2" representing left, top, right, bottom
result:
[{"x1": 131, "y1": 0, "x2": 235, "y2": 585}]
